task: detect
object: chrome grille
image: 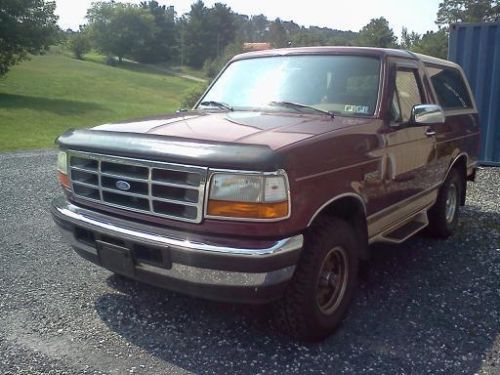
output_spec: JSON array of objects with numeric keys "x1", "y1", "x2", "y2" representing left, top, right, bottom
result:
[{"x1": 68, "y1": 151, "x2": 207, "y2": 223}]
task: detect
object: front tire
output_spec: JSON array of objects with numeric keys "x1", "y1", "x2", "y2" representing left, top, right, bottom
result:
[
  {"x1": 273, "y1": 217, "x2": 359, "y2": 341},
  {"x1": 426, "y1": 167, "x2": 463, "y2": 238}
]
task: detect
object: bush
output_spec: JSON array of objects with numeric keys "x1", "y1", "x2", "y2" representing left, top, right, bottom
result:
[
  {"x1": 203, "y1": 41, "x2": 244, "y2": 79},
  {"x1": 181, "y1": 83, "x2": 209, "y2": 109},
  {"x1": 203, "y1": 58, "x2": 221, "y2": 79},
  {"x1": 105, "y1": 56, "x2": 118, "y2": 66},
  {"x1": 68, "y1": 32, "x2": 91, "y2": 60}
]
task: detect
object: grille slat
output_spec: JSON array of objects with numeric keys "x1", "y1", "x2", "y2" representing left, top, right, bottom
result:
[
  {"x1": 153, "y1": 201, "x2": 198, "y2": 220},
  {"x1": 152, "y1": 184, "x2": 199, "y2": 203},
  {"x1": 152, "y1": 168, "x2": 201, "y2": 186},
  {"x1": 152, "y1": 197, "x2": 199, "y2": 207},
  {"x1": 100, "y1": 172, "x2": 148, "y2": 183},
  {"x1": 71, "y1": 165, "x2": 99, "y2": 174},
  {"x1": 70, "y1": 156, "x2": 98, "y2": 171},
  {"x1": 73, "y1": 184, "x2": 100, "y2": 200},
  {"x1": 68, "y1": 151, "x2": 207, "y2": 223},
  {"x1": 101, "y1": 187, "x2": 149, "y2": 198},
  {"x1": 71, "y1": 170, "x2": 99, "y2": 185},
  {"x1": 148, "y1": 180, "x2": 198, "y2": 189},
  {"x1": 101, "y1": 176, "x2": 148, "y2": 195},
  {"x1": 101, "y1": 161, "x2": 149, "y2": 179},
  {"x1": 73, "y1": 181, "x2": 100, "y2": 190}
]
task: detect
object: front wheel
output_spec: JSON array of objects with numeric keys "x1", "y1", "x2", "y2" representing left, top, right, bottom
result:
[
  {"x1": 273, "y1": 217, "x2": 359, "y2": 341},
  {"x1": 426, "y1": 168, "x2": 463, "y2": 238}
]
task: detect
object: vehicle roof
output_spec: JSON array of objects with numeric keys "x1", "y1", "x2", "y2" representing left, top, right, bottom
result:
[
  {"x1": 411, "y1": 52, "x2": 461, "y2": 68},
  {"x1": 231, "y1": 46, "x2": 461, "y2": 69}
]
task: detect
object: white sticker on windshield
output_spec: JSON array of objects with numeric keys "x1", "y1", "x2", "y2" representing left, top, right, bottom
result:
[{"x1": 344, "y1": 105, "x2": 370, "y2": 114}]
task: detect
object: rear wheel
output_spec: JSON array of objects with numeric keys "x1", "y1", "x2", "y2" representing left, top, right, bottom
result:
[
  {"x1": 427, "y1": 168, "x2": 463, "y2": 238},
  {"x1": 273, "y1": 217, "x2": 359, "y2": 341}
]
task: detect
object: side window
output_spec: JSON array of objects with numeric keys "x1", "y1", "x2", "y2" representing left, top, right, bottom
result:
[
  {"x1": 390, "y1": 69, "x2": 423, "y2": 123},
  {"x1": 426, "y1": 65, "x2": 472, "y2": 109}
]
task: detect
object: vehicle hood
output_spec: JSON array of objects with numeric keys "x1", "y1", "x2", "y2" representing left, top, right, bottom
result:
[
  {"x1": 58, "y1": 111, "x2": 373, "y2": 171},
  {"x1": 91, "y1": 111, "x2": 359, "y2": 150}
]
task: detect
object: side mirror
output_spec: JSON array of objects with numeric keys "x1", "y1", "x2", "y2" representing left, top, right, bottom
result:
[{"x1": 411, "y1": 104, "x2": 445, "y2": 125}]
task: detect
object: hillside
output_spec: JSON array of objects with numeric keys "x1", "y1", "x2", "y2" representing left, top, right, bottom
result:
[{"x1": 0, "y1": 48, "x2": 202, "y2": 151}]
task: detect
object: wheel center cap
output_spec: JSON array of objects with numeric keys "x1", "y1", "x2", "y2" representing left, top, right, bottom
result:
[
  {"x1": 321, "y1": 272, "x2": 337, "y2": 287},
  {"x1": 328, "y1": 272, "x2": 337, "y2": 286}
]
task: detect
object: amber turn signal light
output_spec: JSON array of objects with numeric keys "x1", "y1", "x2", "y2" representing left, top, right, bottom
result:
[
  {"x1": 207, "y1": 200, "x2": 289, "y2": 219},
  {"x1": 58, "y1": 171, "x2": 70, "y2": 189}
]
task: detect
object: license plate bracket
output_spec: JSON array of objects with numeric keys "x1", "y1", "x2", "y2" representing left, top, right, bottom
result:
[{"x1": 96, "y1": 240, "x2": 135, "y2": 277}]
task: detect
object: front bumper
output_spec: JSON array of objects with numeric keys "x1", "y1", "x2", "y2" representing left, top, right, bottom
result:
[{"x1": 51, "y1": 196, "x2": 303, "y2": 303}]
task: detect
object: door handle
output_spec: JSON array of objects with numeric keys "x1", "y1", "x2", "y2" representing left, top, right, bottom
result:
[{"x1": 425, "y1": 128, "x2": 436, "y2": 137}]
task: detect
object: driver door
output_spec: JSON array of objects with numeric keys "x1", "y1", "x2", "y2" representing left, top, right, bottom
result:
[{"x1": 382, "y1": 60, "x2": 437, "y2": 210}]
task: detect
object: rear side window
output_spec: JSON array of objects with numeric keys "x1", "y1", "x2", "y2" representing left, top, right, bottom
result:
[{"x1": 426, "y1": 65, "x2": 472, "y2": 109}]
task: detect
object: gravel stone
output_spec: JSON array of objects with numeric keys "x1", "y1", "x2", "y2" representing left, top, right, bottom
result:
[{"x1": 0, "y1": 150, "x2": 499, "y2": 374}]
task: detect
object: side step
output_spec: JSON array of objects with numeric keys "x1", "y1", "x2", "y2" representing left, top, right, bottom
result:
[{"x1": 377, "y1": 211, "x2": 429, "y2": 244}]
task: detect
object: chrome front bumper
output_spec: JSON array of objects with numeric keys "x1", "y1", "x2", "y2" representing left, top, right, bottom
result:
[{"x1": 51, "y1": 196, "x2": 303, "y2": 303}]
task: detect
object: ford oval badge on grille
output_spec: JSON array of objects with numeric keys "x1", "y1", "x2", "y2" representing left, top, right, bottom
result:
[{"x1": 115, "y1": 180, "x2": 131, "y2": 191}]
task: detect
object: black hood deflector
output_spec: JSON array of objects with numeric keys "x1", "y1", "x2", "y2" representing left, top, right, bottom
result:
[{"x1": 57, "y1": 129, "x2": 283, "y2": 171}]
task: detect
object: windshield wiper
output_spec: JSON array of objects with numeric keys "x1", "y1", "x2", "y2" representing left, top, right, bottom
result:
[
  {"x1": 199, "y1": 100, "x2": 233, "y2": 111},
  {"x1": 269, "y1": 101, "x2": 335, "y2": 118}
]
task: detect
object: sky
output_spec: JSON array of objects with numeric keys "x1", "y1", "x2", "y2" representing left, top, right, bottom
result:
[{"x1": 54, "y1": 0, "x2": 441, "y2": 36}]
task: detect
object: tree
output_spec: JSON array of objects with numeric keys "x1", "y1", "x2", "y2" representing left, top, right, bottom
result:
[
  {"x1": 250, "y1": 14, "x2": 270, "y2": 42},
  {"x1": 412, "y1": 29, "x2": 448, "y2": 59},
  {"x1": 86, "y1": 2, "x2": 154, "y2": 63},
  {"x1": 436, "y1": 0, "x2": 500, "y2": 26},
  {"x1": 398, "y1": 27, "x2": 448, "y2": 59},
  {"x1": 181, "y1": 1, "x2": 237, "y2": 68},
  {"x1": 269, "y1": 18, "x2": 288, "y2": 48},
  {"x1": 0, "y1": 0, "x2": 59, "y2": 76},
  {"x1": 357, "y1": 17, "x2": 397, "y2": 48},
  {"x1": 136, "y1": 1, "x2": 177, "y2": 63},
  {"x1": 180, "y1": 1, "x2": 211, "y2": 68},
  {"x1": 292, "y1": 30, "x2": 327, "y2": 47},
  {"x1": 400, "y1": 27, "x2": 422, "y2": 50},
  {"x1": 68, "y1": 29, "x2": 91, "y2": 60},
  {"x1": 209, "y1": 3, "x2": 237, "y2": 57}
]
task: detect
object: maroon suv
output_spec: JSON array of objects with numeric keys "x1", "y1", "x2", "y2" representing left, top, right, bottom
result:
[{"x1": 52, "y1": 47, "x2": 480, "y2": 340}]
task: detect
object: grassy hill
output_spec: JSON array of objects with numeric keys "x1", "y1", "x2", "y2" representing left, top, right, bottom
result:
[{"x1": 0, "y1": 48, "x2": 202, "y2": 151}]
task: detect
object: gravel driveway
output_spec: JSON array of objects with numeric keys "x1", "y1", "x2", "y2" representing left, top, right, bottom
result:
[{"x1": 1, "y1": 150, "x2": 499, "y2": 374}]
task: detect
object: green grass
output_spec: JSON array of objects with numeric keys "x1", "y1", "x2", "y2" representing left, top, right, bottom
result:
[{"x1": 0, "y1": 48, "x2": 200, "y2": 151}]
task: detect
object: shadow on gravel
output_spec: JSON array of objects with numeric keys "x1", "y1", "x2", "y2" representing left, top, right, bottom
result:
[{"x1": 95, "y1": 208, "x2": 499, "y2": 373}]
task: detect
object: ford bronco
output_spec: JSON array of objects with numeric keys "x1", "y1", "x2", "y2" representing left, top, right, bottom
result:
[{"x1": 51, "y1": 47, "x2": 480, "y2": 341}]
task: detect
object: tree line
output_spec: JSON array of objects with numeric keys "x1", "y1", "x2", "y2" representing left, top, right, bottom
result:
[
  {"x1": 69, "y1": 0, "x2": 359, "y2": 71},
  {"x1": 1, "y1": 0, "x2": 499, "y2": 77}
]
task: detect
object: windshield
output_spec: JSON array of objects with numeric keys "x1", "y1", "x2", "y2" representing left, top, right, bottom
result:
[{"x1": 198, "y1": 55, "x2": 381, "y2": 116}]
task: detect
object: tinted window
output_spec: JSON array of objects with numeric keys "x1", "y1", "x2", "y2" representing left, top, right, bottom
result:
[
  {"x1": 391, "y1": 69, "x2": 423, "y2": 122},
  {"x1": 200, "y1": 55, "x2": 381, "y2": 116},
  {"x1": 426, "y1": 65, "x2": 472, "y2": 109}
]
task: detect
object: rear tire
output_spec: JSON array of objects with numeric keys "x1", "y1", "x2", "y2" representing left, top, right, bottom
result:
[
  {"x1": 273, "y1": 217, "x2": 359, "y2": 341},
  {"x1": 426, "y1": 168, "x2": 463, "y2": 238}
]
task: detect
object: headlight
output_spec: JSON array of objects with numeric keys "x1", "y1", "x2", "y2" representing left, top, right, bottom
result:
[
  {"x1": 57, "y1": 151, "x2": 70, "y2": 189},
  {"x1": 207, "y1": 171, "x2": 289, "y2": 220}
]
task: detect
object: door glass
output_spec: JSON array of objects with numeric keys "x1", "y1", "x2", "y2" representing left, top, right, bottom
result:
[{"x1": 392, "y1": 69, "x2": 423, "y2": 122}]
